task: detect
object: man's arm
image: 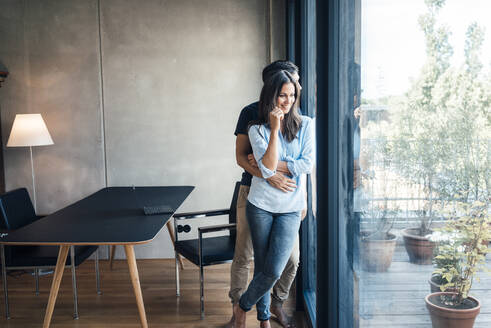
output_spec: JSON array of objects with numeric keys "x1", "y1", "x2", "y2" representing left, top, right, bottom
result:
[
  {"x1": 236, "y1": 134, "x2": 296, "y2": 192},
  {"x1": 276, "y1": 161, "x2": 292, "y2": 176},
  {"x1": 236, "y1": 134, "x2": 262, "y2": 178}
]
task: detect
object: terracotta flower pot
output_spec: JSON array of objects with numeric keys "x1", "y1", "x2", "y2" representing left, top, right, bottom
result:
[
  {"x1": 402, "y1": 228, "x2": 435, "y2": 264},
  {"x1": 360, "y1": 232, "x2": 397, "y2": 272},
  {"x1": 425, "y1": 292, "x2": 480, "y2": 328}
]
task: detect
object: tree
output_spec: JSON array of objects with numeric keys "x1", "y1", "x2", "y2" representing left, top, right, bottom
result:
[
  {"x1": 433, "y1": 23, "x2": 491, "y2": 202},
  {"x1": 389, "y1": 0, "x2": 453, "y2": 235},
  {"x1": 389, "y1": 0, "x2": 491, "y2": 235}
]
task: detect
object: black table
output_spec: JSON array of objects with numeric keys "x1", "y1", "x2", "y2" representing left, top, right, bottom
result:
[{"x1": 0, "y1": 186, "x2": 194, "y2": 328}]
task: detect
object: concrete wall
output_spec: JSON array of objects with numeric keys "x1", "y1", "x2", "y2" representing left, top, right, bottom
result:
[{"x1": 0, "y1": 0, "x2": 285, "y2": 258}]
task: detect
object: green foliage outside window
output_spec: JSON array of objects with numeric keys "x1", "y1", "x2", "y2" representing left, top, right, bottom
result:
[
  {"x1": 386, "y1": 0, "x2": 491, "y2": 235},
  {"x1": 433, "y1": 201, "x2": 490, "y2": 305}
]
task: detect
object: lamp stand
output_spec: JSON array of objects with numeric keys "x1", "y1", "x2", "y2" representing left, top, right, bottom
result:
[{"x1": 29, "y1": 146, "x2": 37, "y2": 213}]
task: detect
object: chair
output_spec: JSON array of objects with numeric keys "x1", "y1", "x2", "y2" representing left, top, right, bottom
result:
[
  {"x1": 0, "y1": 188, "x2": 101, "y2": 319},
  {"x1": 173, "y1": 182, "x2": 240, "y2": 318}
]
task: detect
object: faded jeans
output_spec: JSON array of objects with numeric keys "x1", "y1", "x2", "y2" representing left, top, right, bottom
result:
[
  {"x1": 229, "y1": 185, "x2": 299, "y2": 307},
  {"x1": 238, "y1": 201, "x2": 301, "y2": 321}
]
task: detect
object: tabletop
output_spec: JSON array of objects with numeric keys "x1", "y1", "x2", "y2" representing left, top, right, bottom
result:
[{"x1": 0, "y1": 186, "x2": 194, "y2": 245}]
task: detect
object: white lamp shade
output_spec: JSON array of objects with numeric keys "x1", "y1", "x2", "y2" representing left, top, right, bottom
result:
[{"x1": 7, "y1": 114, "x2": 54, "y2": 147}]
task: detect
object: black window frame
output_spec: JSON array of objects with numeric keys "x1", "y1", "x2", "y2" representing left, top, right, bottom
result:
[
  {"x1": 290, "y1": 0, "x2": 360, "y2": 327},
  {"x1": 316, "y1": 0, "x2": 359, "y2": 327},
  {"x1": 287, "y1": 0, "x2": 317, "y2": 326}
]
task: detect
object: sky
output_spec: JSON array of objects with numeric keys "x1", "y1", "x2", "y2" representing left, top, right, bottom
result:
[{"x1": 361, "y1": 0, "x2": 491, "y2": 100}]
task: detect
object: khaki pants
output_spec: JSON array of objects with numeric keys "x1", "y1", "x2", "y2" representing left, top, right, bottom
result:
[{"x1": 229, "y1": 185, "x2": 300, "y2": 306}]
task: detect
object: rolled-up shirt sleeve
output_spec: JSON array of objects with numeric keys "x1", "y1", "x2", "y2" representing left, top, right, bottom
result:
[
  {"x1": 285, "y1": 118, "x2": 315, "y2": 178},
  {"x1": 248, "y1": 125, "x2": 276, "y2": 179}
]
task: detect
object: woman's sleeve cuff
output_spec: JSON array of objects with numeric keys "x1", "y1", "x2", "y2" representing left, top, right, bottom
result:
[
  {"x1": 285, "y1": 157, "x2": 299, "y2": 177},
  {"x1": 258, "y1": 160, "x2": 276, "y2": 179}
]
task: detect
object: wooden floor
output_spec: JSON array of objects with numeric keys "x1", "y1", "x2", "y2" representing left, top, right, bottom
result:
[
  {"x1": 0, "y1": 259, "x2": 306, "y2": 328},
  {"x1": 358, "y1": 246, "x2": 491, "y2": 328},
  {"x1": 7, "y1": 247, "x2": 488, "y2": 328}
]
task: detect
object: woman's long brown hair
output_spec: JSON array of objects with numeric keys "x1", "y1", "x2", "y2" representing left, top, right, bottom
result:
[{"x1": 250, "y1": 70, "x2": 302, "y2": 142}]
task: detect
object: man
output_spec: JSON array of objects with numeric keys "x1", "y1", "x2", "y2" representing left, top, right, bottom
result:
[{"x1": 226, "y1": 60, "x2": 302, "y2": 328}]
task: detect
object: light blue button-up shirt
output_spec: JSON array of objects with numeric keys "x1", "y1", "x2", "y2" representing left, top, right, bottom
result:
[{"x1": 247, "y1": 115, "x2": 315, "y2": 213}]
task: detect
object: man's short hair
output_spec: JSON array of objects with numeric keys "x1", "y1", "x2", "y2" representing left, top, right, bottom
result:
[{"x1": 262, "y1": 60, "x2": 299, "y2": 83}]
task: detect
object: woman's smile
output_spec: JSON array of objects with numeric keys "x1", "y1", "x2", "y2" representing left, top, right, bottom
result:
[
  {"x1": 281, "y1": 104, "x2": 291, "y2": 112},
  {"x1": 277, "y1": 82, "x2": 296, "y2": 115}
]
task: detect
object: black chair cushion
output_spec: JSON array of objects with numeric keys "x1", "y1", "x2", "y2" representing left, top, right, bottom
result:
[
  {"x1": 175, "y1": 236, "x2": 235, "y2": 266},
  {"x1": 5, "y1": 245, "x2": 98, "y2": 268}
]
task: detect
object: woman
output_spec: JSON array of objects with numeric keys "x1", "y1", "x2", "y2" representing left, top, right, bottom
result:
[{"x1": 234, "y1": 70, "x2": 314, "y2": 328}]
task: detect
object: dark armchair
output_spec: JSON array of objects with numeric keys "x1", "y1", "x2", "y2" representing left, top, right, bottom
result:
[
  {"x1": 173, "y1": 182, "x2": 240, "y2": 318},
  {"x1": 0, "y1": 188, "x2": 101, "y2": 319}
]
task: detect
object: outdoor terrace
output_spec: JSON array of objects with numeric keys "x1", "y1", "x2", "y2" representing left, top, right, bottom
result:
[{"x1": 358, "y1": 245, "x2": 491, "y2": 328}]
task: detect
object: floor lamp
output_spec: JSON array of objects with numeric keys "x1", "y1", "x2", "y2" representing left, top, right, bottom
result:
[{"x1": 6, "y1": 114, "x2": 54, "y2": 212}]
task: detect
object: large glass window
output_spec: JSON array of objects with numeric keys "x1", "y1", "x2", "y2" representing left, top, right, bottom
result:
[
  {"x1": 314, "y1": 1, "x2": 490, "y2": 327},
  {"x1": 354, "y1": 0, "x2": 491, "y2": 327}
]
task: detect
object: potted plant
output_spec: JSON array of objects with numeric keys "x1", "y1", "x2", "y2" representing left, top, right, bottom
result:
[
  {"x1": 428, "y1": 230, "x2": 460, "y2": 293},
  {"x1": 360, "y1": 202, "x2": 398, "y2": 272},
  {"x1": 425, "y1": 201, "x2": 490, "y2": 328},
  {"x1": 392, "y1": 136, "x2": 441, "y2": 264},
  {"x1": 401, "y1": 212, "x2": 437, "y2": 264}
]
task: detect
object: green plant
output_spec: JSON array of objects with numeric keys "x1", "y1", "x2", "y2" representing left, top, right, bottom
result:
[
  {"x1": 430, "y1": 230, "x2": 461, "y2": 287},
  {"x1": 432, "y1": 200, "x2": 490, "y2": 306}
]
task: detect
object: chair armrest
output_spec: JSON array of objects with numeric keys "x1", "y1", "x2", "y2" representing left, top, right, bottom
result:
[
  {"x1": 198, "y1": 223, "x2": 236, "y2": 234},
  {"x1": 173, "y1": 209, "x2": 230, "y2": 220}
]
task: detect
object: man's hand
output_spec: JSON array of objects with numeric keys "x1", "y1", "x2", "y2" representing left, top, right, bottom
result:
[
  {"x1": 248, "y1": 154, "x2": 258, "y2": 168},
  {"x1": 267, "y1": 173, "x2": 297, "y2": 193}
]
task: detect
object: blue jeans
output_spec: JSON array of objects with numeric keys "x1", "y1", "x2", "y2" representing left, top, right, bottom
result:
[{"x1": 238, "y1": 201, "x2": 301, "y2": 321}]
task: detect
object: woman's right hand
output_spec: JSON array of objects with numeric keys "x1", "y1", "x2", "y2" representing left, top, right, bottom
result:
[{"x1": 269, "y1": 106, "x2": 284, "y2": 132}]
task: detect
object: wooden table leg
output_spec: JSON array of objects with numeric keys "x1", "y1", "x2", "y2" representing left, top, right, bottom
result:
[
  {"x1": 124, "y1": 245, "x2": 148, "y2": 328},
  {"x1": 43, "y1": 245, "x2": 70, "y2": 328},
  {"x1": 111, "y1": 221, "x2": 185, "y2": 272},
  {"x1": 109, "y1": 245, "x2": 116, "y2": 270}
]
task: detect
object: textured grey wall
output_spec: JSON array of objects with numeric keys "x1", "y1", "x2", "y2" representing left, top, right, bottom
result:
[
  {"x1": 0, "y1": 0, "x2": 105, "y2": 213},
  {"x1": 0, "y1": 0, "x2": 285, "y2": 258}
]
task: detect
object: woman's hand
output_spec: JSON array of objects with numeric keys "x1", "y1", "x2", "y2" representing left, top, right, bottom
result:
[{"x1": 269, "y1": 106, "x2": 284, "y2": 132}]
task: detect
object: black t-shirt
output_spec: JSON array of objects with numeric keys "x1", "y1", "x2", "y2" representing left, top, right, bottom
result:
[{"x1": 234, "y1": 101, "x2": 259, "y2": 186}]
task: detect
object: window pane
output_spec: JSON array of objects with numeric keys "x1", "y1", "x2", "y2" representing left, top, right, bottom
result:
[
  {"x1": 298, "y1": 0, "x2": 317, "y2": 325},
  {"x1": 355, "y1": 0, "x2": 491, "y2": 327}
]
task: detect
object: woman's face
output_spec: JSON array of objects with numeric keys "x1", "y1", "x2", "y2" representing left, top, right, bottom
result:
[{"x1": 276, "y1": 82, "x2": 296, "y2": 115}]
